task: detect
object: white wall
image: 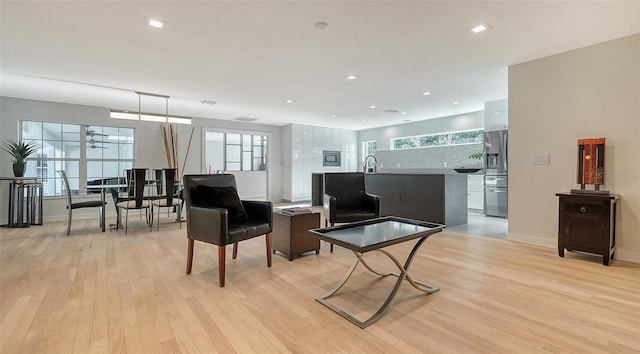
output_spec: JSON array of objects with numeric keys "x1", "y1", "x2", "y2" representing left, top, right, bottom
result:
[
  {"x1": 508, "y1": 33, "x2": 640, "y2": 262},
  {"x1": 484, "y1": 98, "x2": 508, "y2": 132},
  {"x1": 282, "y1": 124, "x2": 357, "y2": 202},
  {"x1": 0, "y1": 97, "x2": 283, "y2": 223},
  {"x1": 358, "y1": 111, "x2": 484, "y2": 153}
]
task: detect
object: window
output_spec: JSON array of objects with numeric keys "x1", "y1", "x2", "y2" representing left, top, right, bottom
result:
[
  {"x1": 391, "y1": 129, "x2": 483, "y2": 150},
  {"x1": 21, "y1": 121, "x2": 135, "y2": 196},
  {"x1": 362, "y1": 140, "x2": 377, "y2": 160},
  {"x1": 204, "y1": 130, "x2": 268, "y2": 172}
]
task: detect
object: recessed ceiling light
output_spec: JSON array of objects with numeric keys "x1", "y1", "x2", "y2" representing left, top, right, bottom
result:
[
  {"x1": 233, "y1": 117, "x2": 258, "y2": 123},
  {"x1": 369, "y1": 105, "x2": 376, "y2": 109},
  {"x1": 315, "y1": 22, "x2": 329, "y2": 30},
  {"x1": 331, "y1": 115, "x2": 337, "y2": 118},
  {"x1": 285, "y1": 99, "x2": 294, "y2": 104},
  {"x1": 146, "y1": 18, "x2": 165, "y2": 29},
  {"x1": 470, "y1": 24, "x2": 491, "y2": 33},
  {"x1": 361, "y1": 120, "x2": 367, "y2": 123},
  {"x1": 422, "y1": 91, "x2": 431, "y2": 96},
  {"x1": 400, "y1": 112, "x2": 407, "y2": 115},
  {"x1": 345, "y1": 74, "x2": 359, "y2": 80},
  {"x1": 248, "y1": 114, "x2": 256, "y2": 118},
  {"x1": 453, "y1": 101, "x2": 461, "y2": 105}
]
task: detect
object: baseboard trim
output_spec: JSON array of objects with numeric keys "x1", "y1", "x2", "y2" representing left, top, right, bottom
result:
[
  {"x1": 507, "y1": 233, "x2": 639, "y2": 264},
  {"x1": 506, "y1": 233, "x2": 556, "y2": 248},
  {"x1": 615, "y1": 249, "x2": 640, "y2": 264}
]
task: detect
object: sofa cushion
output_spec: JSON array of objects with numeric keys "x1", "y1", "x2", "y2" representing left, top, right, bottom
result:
[{"x1": 192, "y1": 185, "x2": 250, "y2": 222}]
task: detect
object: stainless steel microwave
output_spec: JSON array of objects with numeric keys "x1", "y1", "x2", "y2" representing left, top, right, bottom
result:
[{"x1": 323, "y1": 150, "x2": 341, "y2": 166}]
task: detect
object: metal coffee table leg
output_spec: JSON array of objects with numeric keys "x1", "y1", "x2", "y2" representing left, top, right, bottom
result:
[{"x1": 316, "y1": 236, "x2": 438, "y2": 328}]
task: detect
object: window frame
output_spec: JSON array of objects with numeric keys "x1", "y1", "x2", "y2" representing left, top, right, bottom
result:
[
  {"x1": 201, "y1": 127, "x2": 270, "y2": 173},
  {"x1": 390, "y1": 128, "x2": 484, "y2": 150},
  {"x1": 19, "y1": 120, "x2": 135, "y2": 197},
  {"x1": 362, "y1": 140, "x2": 377, "y2": 161}
]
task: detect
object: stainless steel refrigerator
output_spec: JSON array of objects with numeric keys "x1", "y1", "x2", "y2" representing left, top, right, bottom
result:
[{"x1": 484, "y1": 129, "x2": 508, "y2": 218}]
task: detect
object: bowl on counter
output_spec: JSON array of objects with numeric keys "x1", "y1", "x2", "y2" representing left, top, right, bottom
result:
[{"x1": 454, "y1": 168, "x2": 482, "y2": 173}]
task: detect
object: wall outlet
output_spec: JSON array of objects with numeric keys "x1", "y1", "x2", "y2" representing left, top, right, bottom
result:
[
  {"x1": 531, "y1": 154, "x2": 550, "y2": 165},
  {"x1": 396, "y1": 163, "x2": 401, "y2": 168},
  {"x1": 444, "y1": 162, "x2": 448, "y2": 167}
]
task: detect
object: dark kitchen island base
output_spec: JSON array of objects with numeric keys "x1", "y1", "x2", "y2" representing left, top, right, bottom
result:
[{"x1": 365, "y1": 173, "x2": 468, "y2": 227}]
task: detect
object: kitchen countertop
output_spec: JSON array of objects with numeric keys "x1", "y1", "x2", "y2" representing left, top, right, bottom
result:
[{"x1": 374, "y1": 168, "x2": 484, "y2": 175}]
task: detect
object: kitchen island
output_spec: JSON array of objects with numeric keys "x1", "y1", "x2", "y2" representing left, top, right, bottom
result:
[{"x1": 364, "y1": 173, "x2": 467, "y2": 227}]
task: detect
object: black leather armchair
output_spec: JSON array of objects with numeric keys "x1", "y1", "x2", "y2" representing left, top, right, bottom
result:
[
  {"x1": 183, "y1": 174, "x2": 273, "y2": 287},
  {"x1": 323, "y1": 172, "x2": 380, "y2": 251}
]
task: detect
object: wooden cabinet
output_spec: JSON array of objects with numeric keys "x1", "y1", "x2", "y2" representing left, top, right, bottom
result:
[
  {"x1": 272, "y1": 211, "x2": 321, "y2": 261},
  {"x1": 556, "y1": 193, "x2": 619, "y2": 265}
]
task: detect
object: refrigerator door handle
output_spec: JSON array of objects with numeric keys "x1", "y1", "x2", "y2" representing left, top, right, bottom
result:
[{"x1": 503, "y1": 131, "x2": 508, "y2": 172}]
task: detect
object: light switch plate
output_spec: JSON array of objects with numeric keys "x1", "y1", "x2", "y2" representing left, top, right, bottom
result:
[{"x1": 531, "y1": 154, "x2": 550, "y2": 165}]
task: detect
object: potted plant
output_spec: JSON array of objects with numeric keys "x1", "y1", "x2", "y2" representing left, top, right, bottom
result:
[
  {"x1": 1, "y1": 139, "x2": 38, "y2": 177},
  {"x1": 469, "y1": 152, "x2": 484, "y2": 161}
]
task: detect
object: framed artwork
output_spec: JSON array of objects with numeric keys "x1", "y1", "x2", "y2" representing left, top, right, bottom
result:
[{"x1": 576, "y1": 137, "x2": 605, "y2": 188}]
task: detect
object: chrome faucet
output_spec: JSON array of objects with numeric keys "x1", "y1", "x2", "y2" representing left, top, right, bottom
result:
[{"x1": 362, "y1": 154, "x2": 378, "y2": 173}]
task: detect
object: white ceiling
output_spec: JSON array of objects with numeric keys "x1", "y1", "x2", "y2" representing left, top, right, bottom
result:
[{"x1": 1, "y1": 1, "x2": 638, "y2": 130}]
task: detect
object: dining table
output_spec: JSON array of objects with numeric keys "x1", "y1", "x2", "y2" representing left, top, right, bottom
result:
[{"x1": 86, "y1": 183, "x2": 127, "y2": 231}]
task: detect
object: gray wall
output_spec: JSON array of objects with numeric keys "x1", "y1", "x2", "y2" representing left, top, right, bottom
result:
[
  {"x1": 358, "y1": 111, "x2": 484, "y2": 153},
  {"x1": 0, "y1": 97, "x2": 283, "y2": 223},
  {"x1": 357, "y1": 111, "x2": 485, "y2": 173},
  {"x1": 508, "y1": 33, "x2": 639, "y2": 262}
]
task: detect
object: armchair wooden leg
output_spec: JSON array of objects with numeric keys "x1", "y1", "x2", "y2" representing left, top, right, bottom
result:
[
  {"x1": 186, "y1": 238, "x2": 194, "y2": 274},
  {"x1": 232, "y1": 242, "x2": 238, "y2": 259},
  {"x1": 218, "y1": 245, "x2": 226, "y2": 287},
  {"x1": 265, "y1": 233, "x2": 272, "y2": 267},
  {"x1": 330, "y1": 223, "x2": 334, "y2": 252}
]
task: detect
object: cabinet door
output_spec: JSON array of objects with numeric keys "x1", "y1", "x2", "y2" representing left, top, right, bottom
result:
[
  {"x1": 468, "y1": 191, "x2": 484, "y2": 210},
  {"x1": 467, "y1": 175, "x2": 483, "y2": 192},
  {"x1": 564, "y1": 213, "x2": 604, "y2": 252}
]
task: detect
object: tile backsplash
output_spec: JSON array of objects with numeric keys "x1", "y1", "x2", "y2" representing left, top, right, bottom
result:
[{"x1": 376, "y1": 143, "x2": 483, "y2": 172}]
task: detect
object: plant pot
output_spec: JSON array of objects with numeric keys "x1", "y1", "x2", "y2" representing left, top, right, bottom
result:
[{"x1": 13, "y1": 163, "x2": 25, "y2": 177}]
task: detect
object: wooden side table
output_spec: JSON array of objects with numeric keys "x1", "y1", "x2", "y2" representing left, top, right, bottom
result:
[
  {"x1": 272, "y1": 210, "x2": 321, "y2": 261},
  {"x1": 556, "y1": 192, "x2": 619, "y2": 265}
]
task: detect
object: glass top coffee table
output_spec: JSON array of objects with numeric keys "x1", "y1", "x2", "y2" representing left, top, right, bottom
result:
[{"x1": 310, "y1": 216, "x2": 444, "y2": 328}]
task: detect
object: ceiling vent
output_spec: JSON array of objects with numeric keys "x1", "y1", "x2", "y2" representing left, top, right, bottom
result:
[
  {"x1": 199, "y1": 100, "x2": 217, "y2": 105},
  {"x1": 234, "y1": 117, "x2": 258, "y2": 122},
  {"x1": 385, "y1": 109, "x2": 399, "y2": 113}
]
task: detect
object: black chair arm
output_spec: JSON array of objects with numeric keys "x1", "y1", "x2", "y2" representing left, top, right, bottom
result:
[
  {"x1": 323, "y1": 193, "x2": 337, "y2": 222},
  {"x1": 363, "y1": 192, "x2": 381, "y2": 216},
  {"x1": 241, "y1": 201, "x2": 273, "y2": 229},
  {"x1": 186, "y1": 205, "x2": 229, "y2": 246}
]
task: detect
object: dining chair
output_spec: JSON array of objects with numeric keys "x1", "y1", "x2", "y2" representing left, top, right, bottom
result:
[
  {"x1": 115, "y1": 168, "x2": 152, "y2": 234},
  {"x1": 151, "y1": 168, "x2": 182, "y2": 230},
  {"x1": 57, "y1": 170, "x2": 107, "y2": 235}
]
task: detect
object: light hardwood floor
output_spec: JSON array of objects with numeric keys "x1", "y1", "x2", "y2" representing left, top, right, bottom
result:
[{"x1": 1, "y1": 214, "x2": 639, "y2": 353}]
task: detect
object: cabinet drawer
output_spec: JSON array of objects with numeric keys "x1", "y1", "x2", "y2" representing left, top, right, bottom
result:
[{"x1": 563, "y1": 202, "x2": 604, "y2": 215}]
